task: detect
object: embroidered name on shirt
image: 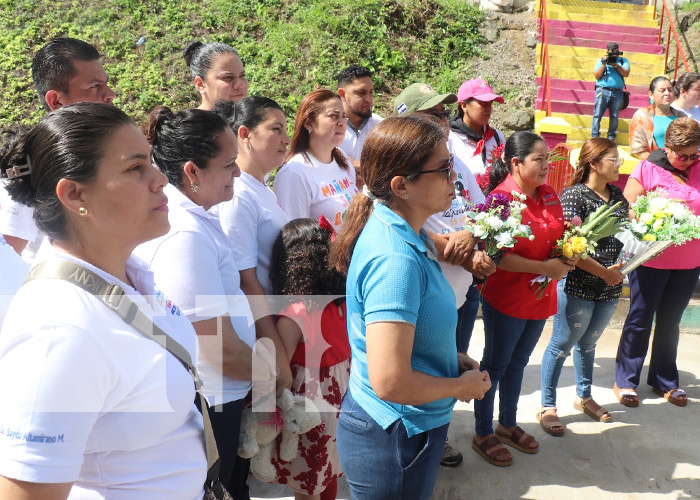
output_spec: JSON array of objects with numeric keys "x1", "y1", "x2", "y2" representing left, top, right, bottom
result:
[
  {"x1": 542, "y1": 193, "x2": 559, "y2": 206},
  {"x1": 0, "y1": 426, "x2": 64, "y2": 444}
]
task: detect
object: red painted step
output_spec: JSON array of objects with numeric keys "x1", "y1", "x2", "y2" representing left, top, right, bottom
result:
[
  {"x1": 535, "y1": 99, "x2": 639, "y2": 118},
  {"x1": 537, "y1": 87, "x2": 650, "y2": 106},
  {"x1": 538, "y1": 18, "x2": 659, "y2": 36},
  {"x1": 539, "y1": 27, "x2": 659, "y2": 44},
  {"x1": 535, "y1": 77, "x2": 649, "y2": 94},
  {"x1": 540, "y1": 34, "x2": 664, "y2": 54}
]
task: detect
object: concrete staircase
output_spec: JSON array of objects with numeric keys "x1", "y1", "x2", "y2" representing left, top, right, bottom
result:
[{"x1": 536, "y1": 0, "x2": 665, "y2": 150}]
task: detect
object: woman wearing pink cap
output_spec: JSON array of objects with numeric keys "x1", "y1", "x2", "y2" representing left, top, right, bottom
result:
[{"x1": 448, "y1": 79, "x2": 506, "y2": 368}]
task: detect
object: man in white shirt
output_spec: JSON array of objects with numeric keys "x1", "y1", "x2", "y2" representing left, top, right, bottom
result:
[
  {"x1": 337, "y1": 65, "x2": 383, "y2": 171},
  {"x1": 1, "y1": 37, "x2": 116, "y2": 258}
]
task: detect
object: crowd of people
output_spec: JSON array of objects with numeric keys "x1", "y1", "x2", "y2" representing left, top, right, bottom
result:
[{"x1": 0, "y1": 36, "x2": 699, "y2": 500}]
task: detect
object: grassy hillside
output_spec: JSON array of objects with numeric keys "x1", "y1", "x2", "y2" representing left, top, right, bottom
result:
[{"x1": 0, "y1": 0, "x2": 486, "y2": 126}]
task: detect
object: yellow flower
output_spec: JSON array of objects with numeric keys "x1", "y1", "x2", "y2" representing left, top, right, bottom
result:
[
  {"x1": 562, "y1": 243, "x2": 574, "y2": 258},
  {"x1": 652, "y1": 219, "x2": 664, "y2": 232},
  {"x1": 643, "y1": 233, "x2": 657, "y2": 242},
  {"x1": 571, "y1": 236, "x2": 587, "y2": 254}
]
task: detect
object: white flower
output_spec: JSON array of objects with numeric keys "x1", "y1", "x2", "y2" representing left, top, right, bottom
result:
[
  {"x1": 473, "y1": 225, "x2": 487, "y2": 238},
  {"x1": 474, "y1": 212, "x2": 488, "y2": 221},
  {"x1": 667, "y1": 201, "x2": 689, "y2": 221},
  {"x1": 630, "y1": 219, "x2": 648, "y2": 234},
  {"x1": 649, "y1": 196, "x2": 668, "y2": 213},
  {"x1": 495, "y1": 232, "x2": 513, "y2": 247},
  {"x1": 486, "y1": 216, "x2": 503, "y2": 230},
  {"x1": 653, "y1": 219, "x2": 664, "y2": 232},
  {"x1": 639, "y1": 213, "x2": 653, "y2": 224},
  {"x1": 505, "y1": 216, "x2": 519, "y2": 228},
  {"x1": 528, "y1": 234, "x2": 536, "y2": 241},
  {"x1": 519, "y1": 224, "x2": 530, "y2": 234}
]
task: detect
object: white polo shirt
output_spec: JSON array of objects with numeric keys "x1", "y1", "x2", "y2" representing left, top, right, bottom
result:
[
  {"x1": 0, "y1": 235, "x2": 29, "y2": 324},
  {"x1": 423, "y1": 154, "x2": 485, "y2": 308},
  {"x1": 671, "y1": 102, "x2": 700, "y2": 123},
  {"x1": 0, "y1": 183, "x2": 46, "y2": 263},
  {"x1": 340, "y1": 113, "x2": 383, "y2": 161},
  {"x1": 214, "y1": 171, "x2": 289, "y2": 295},
  {"x1": 273, "y1": 151, "x2": 359, "y2": 231},
  {"x1": 449, "y1": 128, "x2": 505, "y2": 179},
  {"x1": 0, "y1": 250, "x2": 206, "y2": 499},
  {"x1": 134, "y1": 184, "x2": 256, "y2": 406}
]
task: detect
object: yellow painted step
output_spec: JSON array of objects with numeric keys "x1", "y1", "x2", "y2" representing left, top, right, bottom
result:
[
  {"x1": 567, "y1": 126, "x2": 630, "y2": 144},
  {"x1": 541, "y1": 45, "x2": 665, "y2": 67},
  {"x1": 544, "y1": 10, "x2": 659, "y2": 28},
  {"x1": 542, "y1": 55, "x2": 663, "y2": 74},
  {"x1": 535, "y1": 110, "x2": 631, "y2": 131},
  {"x1": 536, "y1": 66, "x2": 662, "y2": 86},
  {"x1": 541, "y1": 0, "x2": 655, "y2": 12},
  {"x1": 546, "y1": 3, "x2": 655, "y2": 19}
]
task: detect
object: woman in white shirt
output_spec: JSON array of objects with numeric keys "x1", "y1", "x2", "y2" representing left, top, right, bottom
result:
[
  {"x1": 213, "y1": 97, "x2": 294, "y2": 391},
  {"x1": 0, "y1": 102, "x2": 207, "y2": 500},
  {"x1": 671, "y1": 72, "x2": 700, "y2": 123},
  {"x1": 137, "y1": 106, "x2": 276, "y2": 500},
  {"x1": 273, "y1": 89, "x2": 359, "y2": 231}
]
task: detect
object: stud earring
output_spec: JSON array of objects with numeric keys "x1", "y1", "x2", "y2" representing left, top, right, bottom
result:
[
  {"x1": 78, "y1": 207, "x2": 88, "y2": 216},
  {"x1": 650, "y1": 98, "x2": 655, "y2": 105},
  {"x1": 404, "y1": 194, "x2": 408, "y2": 200},
  {"x1": 191, "y1": 181, "x2": 200, "y2": 193}
]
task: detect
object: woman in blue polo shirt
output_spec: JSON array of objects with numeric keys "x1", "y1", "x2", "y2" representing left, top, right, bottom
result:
[{"x1": 329, "y1": 114, "x2": 491, "y2": 500}]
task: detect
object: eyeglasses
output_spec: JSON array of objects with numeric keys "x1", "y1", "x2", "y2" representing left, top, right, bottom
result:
[
  {"x1": 421, "y1": 109, "x2": 450, "y2": 120},
  {"x1": 602, "y1": 157, "x2": 625, "y2": 166},
  {"x1": 411, "y1": 154, "x2": 455, "y2": 181},
  {"x1": 669, "y1": 150, "x2": 700, "y2": 162}
]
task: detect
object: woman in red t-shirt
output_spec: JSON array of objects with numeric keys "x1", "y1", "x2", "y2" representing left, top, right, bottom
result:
[
  {"x1": 268, "y1": 217, "x2": 350, "y2": 500},
  {"x1": 473, "y1": 132, "x2": 575, "y2": 467}
]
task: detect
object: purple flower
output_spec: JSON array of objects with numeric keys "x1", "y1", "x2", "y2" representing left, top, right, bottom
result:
[{"x1": 475, "y1": 192, "x2": 510, "y2": 220}]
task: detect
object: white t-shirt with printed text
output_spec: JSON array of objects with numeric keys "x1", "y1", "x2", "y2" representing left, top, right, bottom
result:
[
  {"x1": 135, "y1": 184, "x2": 256, "y2": 406},
  {"x1": 215, "y1": 171, "x2": 289, "y2": 295},
  {"x1": 0, "y1": 250, "x2": 207, "y2": 499},
  {"x1": 273, "y1": 151, "x2": 359, "y2": 231},
  {"x1": 423, "y1": 153, "x2": 485, "y2": 308}
]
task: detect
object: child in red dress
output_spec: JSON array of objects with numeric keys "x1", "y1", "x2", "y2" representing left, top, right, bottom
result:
[{"x1": 268, "y1": 217, "x2": 350, "y2": 500}]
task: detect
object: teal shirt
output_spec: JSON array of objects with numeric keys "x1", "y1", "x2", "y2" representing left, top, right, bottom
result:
[
  {"x1": 653, "y1": 114, "x2": 677, "y2": 149},
  {"x1": 345, "y1": 203, "x2": 458, "y2": 437},
  {"x1": 594, "y1": 58, "x2": 629, "y2": 89}
]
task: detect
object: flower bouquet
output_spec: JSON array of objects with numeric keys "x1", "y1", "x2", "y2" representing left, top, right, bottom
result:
[
  {"x1": 530, "y1": 201, "x2": 627, "y2": 299},
  {"x1": 464, "y1": 191, "x2": 534, "y2": 274},
  {"x1": 615, "y1": 190, "x2": 700, "y2": 274}
]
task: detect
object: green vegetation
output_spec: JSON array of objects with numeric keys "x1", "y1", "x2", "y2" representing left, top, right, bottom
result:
[
  {"x1": 679, "y1": 0, "x2": 700, "y2": 12},
  {"x1": 0, "y1": 0, "x2": 486, "y2": 127}
]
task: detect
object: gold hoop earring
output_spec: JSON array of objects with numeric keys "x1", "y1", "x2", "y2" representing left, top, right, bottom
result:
[
  {"x1": 191, "y1": 181, "x2": 200, "y2": 193},
  {"x1": 78, "y1": 207, "x2": 88, "y2": 216}
]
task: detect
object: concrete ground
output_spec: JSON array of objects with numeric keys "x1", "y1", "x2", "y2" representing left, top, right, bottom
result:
[{"x1": 250, "y1": 317, "x2": 700, "y2": 500}]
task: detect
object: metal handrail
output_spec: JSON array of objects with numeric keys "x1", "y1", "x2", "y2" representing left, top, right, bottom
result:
[
  {"x1": 654, "y1": 0, "x2": 690, "y2": 79},
  {"x1": 537, "y1": 0, "x2": 552, "y2": 116}
]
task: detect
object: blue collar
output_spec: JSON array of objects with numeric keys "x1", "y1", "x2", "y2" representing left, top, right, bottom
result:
[{"x1": 371, "y1": 203, "x2": 438, "y2": 260}]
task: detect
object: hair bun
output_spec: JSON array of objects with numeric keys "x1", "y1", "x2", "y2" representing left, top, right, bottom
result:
[
  {"x1": 144, "y1": 106, "x2": 175, "y2": 144},
  {"x1": 0, "y1": 125, "x2": 37, "y2": 207},
  {"x1": 183, "y1": 40, "x2": 203, "y2": 67}
]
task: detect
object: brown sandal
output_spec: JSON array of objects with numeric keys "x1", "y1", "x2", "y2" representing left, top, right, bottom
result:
[
  {"x1": 495, "y1": 426, "x2": 539, "y2": 454},
  {"x1": 536, "y1": 407, "x2": 565, "y2": 436},
  {"x1": 574, "y1": 397, "x2": 612, "y2": 423},
  {"x1": 471, "y1": 435, "x2": 513, "y2": 467},
  {"x1": 614, "y1": 383, "x2": 640, "y2": 408},
  {"x1": 652, "y1": 387, "x2": 688, "y2": 407}
]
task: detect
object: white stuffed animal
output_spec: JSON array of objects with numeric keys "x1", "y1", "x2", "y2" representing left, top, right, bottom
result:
[{"x1": 238, "y1": 388, "x2": 322, "y2": 483}]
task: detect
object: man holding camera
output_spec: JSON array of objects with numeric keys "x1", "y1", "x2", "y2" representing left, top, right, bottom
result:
[{"x1": 591, "y1": 42, "x2": 630, "y2": 140}]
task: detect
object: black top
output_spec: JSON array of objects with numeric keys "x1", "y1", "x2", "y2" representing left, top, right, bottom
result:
[{"x1": 560, "y1": 183, "x2": 629, "y2": 301}]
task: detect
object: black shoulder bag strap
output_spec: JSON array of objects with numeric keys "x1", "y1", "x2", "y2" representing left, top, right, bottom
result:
[{"x1": 25, "y1": 259, "x2": 226, "y2": 495}]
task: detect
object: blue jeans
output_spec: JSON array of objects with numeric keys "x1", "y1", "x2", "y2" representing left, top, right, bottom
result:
[
  {"x1": 616, "y1": 265, "x2": 700, "y2": 391},
  {"x1": 591, "y1": 87, "x2": 624, "y2": 140},
  {"x1": 456, "y1": 283, "x2": 481, "y2": 353},
  {"x1": 474, "y1": 298, "x2": 547, "y2": 436},
  {"x1": 337, "y1": 390, "x2": 448, "y2": 500},
  {"x1": 541, "y1": 281, "x2": 618, "y2": 407}
]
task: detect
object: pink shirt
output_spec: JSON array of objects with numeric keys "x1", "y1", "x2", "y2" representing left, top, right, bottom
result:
[{"x1": 631, "y1": 159, "x2": 700, "y2": 269}]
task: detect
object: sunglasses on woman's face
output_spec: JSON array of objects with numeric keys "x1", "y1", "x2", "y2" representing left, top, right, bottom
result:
[
  {"x1": 412, "y1": 154, "x2": 455, "y2": 181},
  {"x1": 670, "y1": 149, "x2": 700, "y2": 162},
  {"x1": 421, "y1": 109, "x2": 450, "y2": 120}
]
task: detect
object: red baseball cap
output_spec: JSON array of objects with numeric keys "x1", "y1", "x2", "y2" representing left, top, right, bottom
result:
[{"x1": 457, "y1": 79, "x2": 504, "y2": 104}]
